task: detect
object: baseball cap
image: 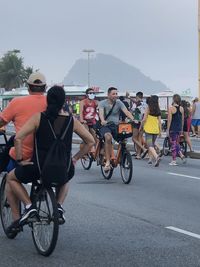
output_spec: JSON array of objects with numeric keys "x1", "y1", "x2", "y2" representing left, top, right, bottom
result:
[{"x1": 27, "y1": 72, "x2": 46, "y2": 86}]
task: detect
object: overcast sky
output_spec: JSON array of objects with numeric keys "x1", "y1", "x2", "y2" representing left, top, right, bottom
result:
[{"x1": 0, "y1": 0, "x2": 198, "y2": 96}]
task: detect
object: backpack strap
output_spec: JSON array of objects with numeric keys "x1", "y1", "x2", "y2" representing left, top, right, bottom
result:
[{"x1": 105, "y1": 101, "x2": 116, "y2": 120}]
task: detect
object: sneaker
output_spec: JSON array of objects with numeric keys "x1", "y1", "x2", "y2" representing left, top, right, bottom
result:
[
  {"x1": 57, "y1": 203, "x2": 66, "y2": 225},
  {"x1": 154, "y1": 157, "x2": 161, "y2": 167},
  {"x1": 19, "y1": 204, "x2": 37, "y2": 225},
  {"x1": 6, "y1": 219, "x2": 22, "y2": 234},
  {"x1": 190, "y1": 134, "x2": 196, "y2": 137},
  {"x1": 169, "y1": 161, "x2": 178, "y2": 166},
  {"x1": 148, "y1": 159, "x2": 152, "y2": 165}
]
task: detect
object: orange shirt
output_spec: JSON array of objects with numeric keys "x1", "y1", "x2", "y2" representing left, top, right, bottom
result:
[{"x1": 0, "y1": 94, "x2": 47, "y2": 160}]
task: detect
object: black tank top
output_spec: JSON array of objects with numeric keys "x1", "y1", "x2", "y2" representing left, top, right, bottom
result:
[
  {"x1": 170, "y1": 106, "x2": 182, "y2": 132},
  {"x1": 32, "y1": 113, "x2": 74, "y2": 167}
]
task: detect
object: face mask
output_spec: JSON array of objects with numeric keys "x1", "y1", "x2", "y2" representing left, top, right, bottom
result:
[{"x1": 88, "y1": 93, "x2": 95, "y2": 100}]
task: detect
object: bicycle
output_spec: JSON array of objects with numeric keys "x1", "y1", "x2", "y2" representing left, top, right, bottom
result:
[
  {"x1": 81, "y1": 122, "x2": 133, "y2": 184},
  {"x1": 162, "y1": 134, "x2": 187, "y2": 156},
  {"x1": 0, "y1": 171, "x2": 59, "y2": 256}
]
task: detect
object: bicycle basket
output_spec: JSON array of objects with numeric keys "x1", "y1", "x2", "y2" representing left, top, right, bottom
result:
[{"x1": 118, "y1": 123, "x2": 133, "y2": 138}]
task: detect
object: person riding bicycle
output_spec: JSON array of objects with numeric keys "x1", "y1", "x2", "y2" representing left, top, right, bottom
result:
[
  {"x1": 98, "y1": 87, "x2": 134, "y2": 172},
  {"x1": 80, "y1": 88, "x2": 99, "y2": 147},
  {"x1": 0, "y1": 72, "x2": 47, "y2": 231},
  {"x1": 6, "y1": 86, "x2": 94, "y2": 232}
]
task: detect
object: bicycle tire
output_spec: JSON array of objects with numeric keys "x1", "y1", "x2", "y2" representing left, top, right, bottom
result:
[
  {"x1": 31, "y1": 187, "x2": 59, "y2": 256},
  {"x1": 120, "y1": 150, "x2": 133, "y2": 184},
  {"x1": 163, "y1": 137, "x2": 170, "y2": 156},
  {"x1": 180, "y1": 141, "x2": 187, "y2": 157},
  {"x1": 81, "y1": 154, "x2": 93, "y2": 170},
  {"x1": 0, "y1": 173, "x2": 21, "y2": 239}
]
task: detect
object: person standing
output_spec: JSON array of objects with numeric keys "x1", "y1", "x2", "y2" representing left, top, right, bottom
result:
[
  {"x1": 167, "y1": 94, "x2": 186, "y2": 166},
  {"x1": 191, "y1": 97, "x2": 200, "y2": 138},
  {"x1": 181, "y1": 100, "x2": 193, "y2": 152}
]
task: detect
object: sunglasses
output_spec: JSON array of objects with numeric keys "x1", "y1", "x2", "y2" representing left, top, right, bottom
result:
[{"x1": 87, "y1": 92, "x2": 95, "y2": 95}]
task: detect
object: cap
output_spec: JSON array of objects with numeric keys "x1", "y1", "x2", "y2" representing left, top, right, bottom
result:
[{"x1": 27, "y1": 72, "x2": 46, "y2": 86}]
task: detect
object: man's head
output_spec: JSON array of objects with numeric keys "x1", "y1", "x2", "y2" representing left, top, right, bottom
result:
[
  {"x1": 136, "y1": 91, "x2": 143, "y2": 101},
  {"x1": 27, "y1": 72, "x2": 46, "y2": 93},
  {"x1": 107, "y1": 87, "x2": 118, "y2": 102},
  {"x1": 85, "y1": 88, "x2": 95, "y2": 100}
]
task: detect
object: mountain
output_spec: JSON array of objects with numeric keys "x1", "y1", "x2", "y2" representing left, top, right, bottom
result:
[{"x1": 63, "y1": 53, "x2": 169, "y2": 94}]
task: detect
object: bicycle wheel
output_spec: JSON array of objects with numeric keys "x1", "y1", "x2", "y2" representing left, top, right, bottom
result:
[
  {"x1": 81, "y1": 154, "x2": 93, "y2": 170},
  {"x1": 120, "y1": 150, "x2": 133, "y2": 184},
  {"x1": 0, "y1": 174, "x2": 20, "y2": 239},
  {"x1": 163, "y1": 137, "x2": 170, "y2": 156},
  {"x1": 31, "y1": 187, "x2": 59, "y2": 256},
  {"x1": 180, "y1": 141, "x2": 187, "y2": 157}
]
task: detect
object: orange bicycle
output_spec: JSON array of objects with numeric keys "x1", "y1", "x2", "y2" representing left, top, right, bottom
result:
[{"x1": 81, "y1": 122, "x2": 133, "y2": 184}]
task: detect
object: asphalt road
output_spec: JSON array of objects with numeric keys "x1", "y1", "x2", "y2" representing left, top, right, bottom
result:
[{"x1": 0, "y1": 145, "x2": 200, "y2": 266}]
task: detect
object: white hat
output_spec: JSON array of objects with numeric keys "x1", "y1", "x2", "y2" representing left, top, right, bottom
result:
[{"x1": 27, "y1": 72, "x2": 46, "y2": 86}]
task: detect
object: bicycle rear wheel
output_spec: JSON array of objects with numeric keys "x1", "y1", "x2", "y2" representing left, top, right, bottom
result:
[
  {"x1": 0, "y1": 173, "x2": 20, "y2": 239},
  {"x1": 31, "y1": 187, "x2": 59, "y2": 256},
  {"x1": 81, "y1": 154, "x2": 93, "y2": 170},
  {"x1": 120, "y1": 150, "x2": 133, "y2": 184}
]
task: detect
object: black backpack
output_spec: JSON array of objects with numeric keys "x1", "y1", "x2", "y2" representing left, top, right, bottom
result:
[{"x1": 35, "y1": 116, "x2": 74, "y2": 187}]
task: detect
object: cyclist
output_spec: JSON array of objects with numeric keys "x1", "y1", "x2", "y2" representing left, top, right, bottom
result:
[
  {"x1": 98, "y1": 87, "x2": 134, "y2": 171},
  {"x1": 6, "y1": 86, "x2": 94, "y2": 231},
  {"x1": 0, "y1": 72, "x2": 47, "y2": 227},
  {"x1": 80, "y1": 88, "x2": 98, "y2": 144},
  {"x1": 167, "y1": 94, "x2": 186, "y2": 166}
]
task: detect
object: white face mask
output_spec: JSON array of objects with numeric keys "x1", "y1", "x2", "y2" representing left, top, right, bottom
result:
[{"x1": 88, "y1": 93, "x2": 95, "y2": 100}]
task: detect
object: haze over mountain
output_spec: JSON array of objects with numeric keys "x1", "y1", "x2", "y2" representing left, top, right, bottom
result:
[{"x1": 63, "y1": 53, "x2": 169, "y2": 94}]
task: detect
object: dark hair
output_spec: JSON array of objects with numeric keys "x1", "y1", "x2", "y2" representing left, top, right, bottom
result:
[
  {"x1": 119, "y1": 96, "x2": 124, "y2": 101},
  {"x1": 173, "y1": 94, "x2": 181, "y2": 105},
  {"x1": 108, "y1": 87, "x2": 118, "y2": 94},
  {"x1": 85, "y1": 88, "x2": 94, "y2": 94},
  {"x1": 181, "y1": 100, "x2": 190, "y2": 118},
  {"x1": 148, "y1": 96, "x2": 161, "y2": 116},
  {"x1": 136, "y1": 91, "x2": 143, "y2": 99},
  {"x1": 146, "y1": 97, "x2": 150, "y2": 105},
  {"x1": 28, "y1": 79, "x2": 46, "y2": 92},
  {"x1": 45, "y1": 86, "x2": 66, "y2": 122}
]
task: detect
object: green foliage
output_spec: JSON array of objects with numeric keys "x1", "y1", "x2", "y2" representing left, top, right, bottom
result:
[
  {"x1": 161, "y1": 110, "x2": 167, "y2": 119},
  {"x1": 0, "y1": 50, "x2": 34, "y2": 90}
]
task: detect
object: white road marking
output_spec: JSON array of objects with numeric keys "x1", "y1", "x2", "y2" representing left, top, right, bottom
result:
[
  {"x1": 166, "y1": 226, "x2": 200, "y2": 239},
  {"x1": 168, "y1": 172, "x2": 200, "y2": 180}
]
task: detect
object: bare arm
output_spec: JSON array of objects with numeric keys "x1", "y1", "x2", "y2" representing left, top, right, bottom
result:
[
  {"x1": 73, "y1": 118, "x2": 95, "y2": 161},
  {"x1": 79, "y1": 100, "x2": 85, "y2": 123},
  {"x1": 99, "y1": 107, "x2": 107, "y2": 125},
  {"x1": 14, "y1": 113, "x2": 40, "y2": 161},
  {"x1": 140, "y1": 107, "x2": 149, "y2": 129},
  {"x1": 167, "y1": 107, "x2": 172, "y2": 132},
  {"x1": 192, "y1": 103, "x2": 196, "y2": 115}
]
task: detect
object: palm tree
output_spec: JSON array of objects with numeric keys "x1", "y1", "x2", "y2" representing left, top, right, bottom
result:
[{"x1": 0, "y1": 50, "x2": 25, "y2": 90}]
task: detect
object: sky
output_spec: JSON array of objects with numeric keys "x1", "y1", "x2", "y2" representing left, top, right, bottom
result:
[{"x1": 0, "y1": 0, "x2": 198, "y2": 96}]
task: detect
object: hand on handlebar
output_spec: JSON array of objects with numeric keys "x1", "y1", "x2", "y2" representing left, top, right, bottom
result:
[{"x1": 101, "y1": 120, "x2": 108, "y2": 126}]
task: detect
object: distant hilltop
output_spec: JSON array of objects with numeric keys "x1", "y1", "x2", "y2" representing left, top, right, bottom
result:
[{"x1": 63, "y1": 53, "x2": 169, "y2": 94}]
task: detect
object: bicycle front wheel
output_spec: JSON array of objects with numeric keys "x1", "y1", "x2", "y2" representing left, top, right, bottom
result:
[
  {"x1": 81, "y1": 154, "x2": 93, "y2": 170},
  {"x1": 120, "y1": 151, "x2": 133, "y2": 184},
  {"x1": 31, "y1": 187, "x2": 59, "y2": 256},
  {"x1": 0, "y1": 173, "x2": 21, "y2": 239}
]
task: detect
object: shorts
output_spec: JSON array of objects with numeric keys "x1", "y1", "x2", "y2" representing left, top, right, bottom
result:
[
  {"x1": 15, "y1": 163, "x2": 40, "y2": 184},
  {"x1": 132, "y1": 121, "x2": 141, "y2": 129},
  {"x1": 145, "y1": 133, "x2": 157, "y2": 147},
  {"x1": 99, "y1": 123, "x2": 118, "y2": 140},
  {"x1": 191, "y1": 119, "x2": 200, "y2": 127}
]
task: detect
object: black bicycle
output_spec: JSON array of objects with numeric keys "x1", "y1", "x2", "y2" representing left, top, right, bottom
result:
[
  {"x1": 162, "y1": 135, "x2": 187, "y2": 156},
  {"x1": 0, "y1": 173, "x2": 59, "y2": 256}
]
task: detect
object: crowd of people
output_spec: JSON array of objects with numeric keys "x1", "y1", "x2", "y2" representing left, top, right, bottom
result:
[{"x1": 0, "y1": 71, "x2": 199, "y2": 234}]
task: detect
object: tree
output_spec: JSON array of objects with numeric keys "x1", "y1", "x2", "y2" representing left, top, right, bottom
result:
[{"x1": 0, "y1": 50, "x2": 34, "y2": 90}]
